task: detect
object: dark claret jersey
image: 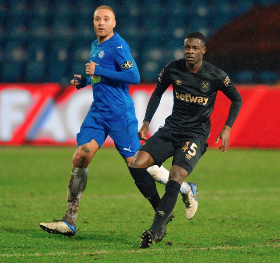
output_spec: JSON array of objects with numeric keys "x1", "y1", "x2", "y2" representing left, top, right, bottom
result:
[{"x1": 144, "y1": 59, "x2": 242, "y2": 140}]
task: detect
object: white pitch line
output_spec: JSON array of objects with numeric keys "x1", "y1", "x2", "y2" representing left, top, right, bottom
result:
[{"x1": 1, "y1": 243, "x2": 280, "y2": 258}]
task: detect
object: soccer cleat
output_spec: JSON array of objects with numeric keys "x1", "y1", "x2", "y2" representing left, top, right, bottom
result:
[
  {"x1": 40, "y1": 220, "x2": 76, "y2": 237},
  {"x1": 160, "y1": 212, "x2": 175, "y2": 238},
  {"x1": 140, "y1": 212, "x2": 175, "y2": 248},
  {"x1": 182, "y1": 182, "x2": 198, "y2": 220},
  {"x1": 140, "y1": 230, "x2": 154, "y2": 249}
]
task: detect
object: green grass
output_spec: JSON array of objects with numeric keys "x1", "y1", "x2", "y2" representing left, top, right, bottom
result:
[{"x1": 1, "y1": 147, "x2": 280, "y2": 262}]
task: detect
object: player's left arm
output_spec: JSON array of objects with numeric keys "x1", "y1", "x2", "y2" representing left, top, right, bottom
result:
[
  {"x1": 86, "y1": 43, "x2": 140, "y2": 84},
  {"x1": 215, "y1": 71, "x2": 243, "y2": 153}
]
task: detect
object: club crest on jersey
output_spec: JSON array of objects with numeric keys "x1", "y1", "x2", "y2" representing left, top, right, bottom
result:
[
  {"x1": 200, "y1": 81, "x2": 210, "y2": 93},
  {"x1": 98, "y1": 50, "x2": 105, "y2": 59},
  {"x1": 175, "y1": 80, "x2": 182, "y2": 85}
]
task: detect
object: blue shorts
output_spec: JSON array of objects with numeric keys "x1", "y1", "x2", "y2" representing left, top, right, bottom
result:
[{"x1": 77, "y1": 111, "x2": 141, "y2": 158}]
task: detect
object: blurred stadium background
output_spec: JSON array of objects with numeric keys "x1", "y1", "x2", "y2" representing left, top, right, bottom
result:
[
  {"x1": 0, "y1": 0, "x2": 280, "y2": 148},
  {"x1": 0, "y1": 0, "x2": 279, "y2": 84}
]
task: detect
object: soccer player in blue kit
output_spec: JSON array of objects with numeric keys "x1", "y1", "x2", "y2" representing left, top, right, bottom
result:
[{"x1": 40, "y1": 5, "x2": 198, "y2": 237}]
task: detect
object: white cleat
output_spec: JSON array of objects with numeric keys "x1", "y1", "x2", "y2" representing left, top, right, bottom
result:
[
  {"x1": 182, "y1": 182, "x2": 198, "y2": 220},
  {"x1": 40, "y1": 220, "x2": 76, "y2": 236}
]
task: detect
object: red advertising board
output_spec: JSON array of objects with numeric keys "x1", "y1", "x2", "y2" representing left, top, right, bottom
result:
[
  {"x1": 0, "y1": 83, "x2": 279, "y2": 149},
  {"x1": 0, "y1": 84, "x2": 60, "y2": 145}
]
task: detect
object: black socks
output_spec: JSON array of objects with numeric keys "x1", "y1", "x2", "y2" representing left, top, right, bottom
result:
[
  {"x1": 129, "y1": 167, "x2": 181, "y2": 234},
  {"x1": 150, "y1": 180, "x2": 181, "y2": 233},
  {"x1": 129, "y1": 167, "x2": 160, "y2": 211}
]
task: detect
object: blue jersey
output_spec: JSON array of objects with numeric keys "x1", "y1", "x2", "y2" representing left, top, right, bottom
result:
[{"x1": 85, "y1": 32, "x2": 140, "y2": 120}]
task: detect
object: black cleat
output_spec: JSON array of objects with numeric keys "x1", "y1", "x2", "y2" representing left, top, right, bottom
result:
[
  {"x1": 140, "y1": 212, "x2": 175, "y2": 248},
  {"x1": 140, "y1": 230, "x2": 154, "y2": 249},
  {"x1": 163, "y1": 212, "x2": 175, "y2": 232},
  {"x1": 154, "y1": 212, "x2": 175, "y2": 243}
]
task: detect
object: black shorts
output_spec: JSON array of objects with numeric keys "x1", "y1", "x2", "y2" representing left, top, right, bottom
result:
[{"x1": 140, "y1": 127, "x2": 208, "y2": 174}]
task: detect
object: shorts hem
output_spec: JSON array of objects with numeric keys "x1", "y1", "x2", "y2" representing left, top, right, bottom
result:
[
  {"x1": 139, "y1": 149, "x2": 158, "y2": 165},
  {"x1": 77, "y1": 138, "x2": 102, "y2": 148},
  {"x1": 172, "y1": 160, "x2": 193, "y2": 175}
]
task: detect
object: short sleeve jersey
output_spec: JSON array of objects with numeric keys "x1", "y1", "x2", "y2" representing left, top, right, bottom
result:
[
  {"x1": 157, "y1": 59, "x2": 237, "y2": 139},
  {"x1": 88, "y1": 32, "x2": 139, "y2": 120}
]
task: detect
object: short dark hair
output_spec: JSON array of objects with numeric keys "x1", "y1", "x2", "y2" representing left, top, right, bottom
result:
[{"x1": 185, "y1": 32, "x2": 206, "y2": 45}]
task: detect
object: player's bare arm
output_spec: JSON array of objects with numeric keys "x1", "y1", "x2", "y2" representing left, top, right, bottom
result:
[
  {"x1": 215, "y1": 125, "x2": 231, "y2": 153},
  {"x1": 138, "y1": 121, "x2": 150, "y2": 140}
]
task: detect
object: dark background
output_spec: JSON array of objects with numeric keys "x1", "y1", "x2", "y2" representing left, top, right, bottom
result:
[{"x1": 0, "y1": 0, "x2": 279, "y2": 84}]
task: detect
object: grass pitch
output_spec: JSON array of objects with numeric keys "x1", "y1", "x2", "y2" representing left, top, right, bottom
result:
[{"x1": 0, "y1": 147, "x2": 280, "y2": 262}]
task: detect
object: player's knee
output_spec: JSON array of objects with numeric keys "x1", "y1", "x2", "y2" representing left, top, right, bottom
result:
[
  {"x1": 129, "y1": 158, "x2": 141, "y2": 168},
  {"x1": 72, "y1": 152, "x2": 90, "y2": 168},
  {"x1": 124, "y1": 156, "x2": 134, "y2": 166},
  {"x1": 72, "y1": 155, "x2": 85, "y2": 168},
  {"x1": 129, "y1": 151, "x2": 154, "y2": 168},
  {"x1": 169, "y1": 165, "x2": 188, "y2": 184},
  {"x1": 72, "y1": 143, "x2": 97, "y2": 168}
]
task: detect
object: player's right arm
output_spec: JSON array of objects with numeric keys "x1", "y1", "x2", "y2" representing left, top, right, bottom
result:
[
  {"x1": 138, "y1": 67, "x2": 171, "y2": 140},
  {"x1": 71, "y1": 74, "x2": 91, "y2": 90}
]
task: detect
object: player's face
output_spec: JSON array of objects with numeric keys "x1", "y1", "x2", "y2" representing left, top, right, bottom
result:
[
  {"x1": 183, "y1": 38, "x2": 206, "y2": 66},
  {"x1": 93, "y1": 8, "x2": 116, "y2": 43}
]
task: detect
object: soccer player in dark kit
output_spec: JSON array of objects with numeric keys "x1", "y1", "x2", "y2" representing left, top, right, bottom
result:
[{"x1": 128, "y1": 32, "x2": 243, "y2": 248}]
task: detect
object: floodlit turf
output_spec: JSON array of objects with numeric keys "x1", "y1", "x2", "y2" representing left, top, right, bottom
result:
[{"x1": 1, "y1": 147, "x2": 280, "y2": 262}]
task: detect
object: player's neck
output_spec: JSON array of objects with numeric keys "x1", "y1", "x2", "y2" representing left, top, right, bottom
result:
[
  {"x1": 97, "y1": 32, "x2": 115, "y2": 44},
  {"x1": 186, "y1": 60, "x2": 203, "y2": 73}
]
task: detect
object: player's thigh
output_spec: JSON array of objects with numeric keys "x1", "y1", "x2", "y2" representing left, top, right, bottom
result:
[
  {"x1": 172, "y1": 138, "x2": 208, "y2": 175},
  {"x1": 129, "y1": 150, "x2": 155, "y2": 168},
  {"x1": 140, "y1": 128, "x2": 175, "y2": 166},
  {"x1": 109, "y1": 118, "x2": 141, "y2": 158}
]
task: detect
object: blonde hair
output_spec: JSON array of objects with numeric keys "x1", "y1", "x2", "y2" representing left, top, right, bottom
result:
[{"x1": 94, "y1": 5, "x2": 115, "y2": 17}]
